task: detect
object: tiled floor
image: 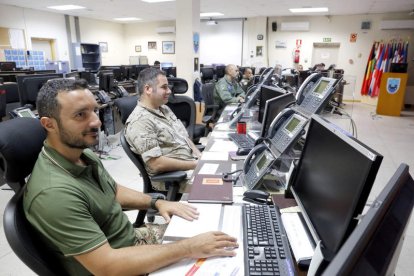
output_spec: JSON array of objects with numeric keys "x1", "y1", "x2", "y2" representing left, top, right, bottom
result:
[{"x1": 0, "y1": 102, "x2": 413, "y2": 275}]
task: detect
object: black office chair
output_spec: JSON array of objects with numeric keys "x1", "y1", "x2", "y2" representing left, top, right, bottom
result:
[
  {"x1": 200, "y1": 67, "x2": 215, "y2": 83},
  {"x1": 113, "y1": 95, "x2": 139, "y2": 124},
  {"x1": 0, "y1": 117, "x2": 66, "y2": 275},
  {"x1": 201, "y1": 82, "x2": 218, "y2": 136},
  {"x1": 166, "y1": 77, "x2": 205, "y2": 144},
  {"x1": 215, "y1": 65, "x2": 226, "y2": 80},
  {"x1": 0, "y1": 117, "x2": 46, "y2": 192},
  {"x1": 120, "y1": 130, "x2": 187, "y2": 227},
  {"x1": 0, "y1": 82, "x2": 21, "y2": 120}
]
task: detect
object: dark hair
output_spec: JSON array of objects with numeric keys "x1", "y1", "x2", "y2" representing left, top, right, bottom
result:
[
  {"x1": 36, "y1": 78, "x2": 88, "y2": 120},
  {"x1": 137, "y1": 67, "x2": 166, "y2": 96}
]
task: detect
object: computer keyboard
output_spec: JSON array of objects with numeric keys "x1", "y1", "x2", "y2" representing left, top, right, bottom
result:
[
  {"x1": 243, "y1": 204, "x2": 296, "y2": 276},
  {"x1": 228, "y1": 133, "x2": 255, "y2": 149}
]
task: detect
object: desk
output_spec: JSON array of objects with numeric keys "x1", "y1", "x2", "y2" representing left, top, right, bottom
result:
[{"x1": 152, "y1": 104, "x2": 306, "y2": 275}]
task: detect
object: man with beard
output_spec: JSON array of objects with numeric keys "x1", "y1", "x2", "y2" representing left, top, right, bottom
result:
[
  {"x1": 125, "y1": 68, "x2": 201, "y2": 192},
  {"x1": 24, "y1": 78, "x2": 238, "y2": 275}
]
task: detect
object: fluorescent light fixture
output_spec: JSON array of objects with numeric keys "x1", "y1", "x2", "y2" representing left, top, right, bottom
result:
[
  {"x1": 289, "y1": 7, "x2": 328, "y2": 13},
  {"x1": 200, "y1": 12, "x2": 224, "y2": 17},
  {"x1": 114, "y1": 17, "x2": 142, "y2": 21},
  {"x1": 47, "y1": 5, "x2": 86, "y2": 11},
  {"x1": 141, "y1": 0, "x2": 175, "y2": 3}
]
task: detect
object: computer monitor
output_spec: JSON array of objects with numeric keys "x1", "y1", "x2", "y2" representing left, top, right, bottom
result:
[
  {"x1": 160, "y1": 62, "x2": 173, "y2": 69},
  {"x1": 0, "y1": 62, "x2": 17, "y2": 71},
  {"x1": 16, "y1": 74, "x2": 63, "y2": 107},
  {"x1": 290, "y1": 115, "x2": 383, "y2": 262},
  {"x1": 133, "y1": 65, "x2": 150, "y2": 79},
  {"x1": 98, "y1": 71, "x2": 114, "y2": 92},
  {"x1": 322, "y1": 163, "x2": 414, "y2": 276},
  {"x1": 65, "y1": 71, "x2": 80, "y2": 79},
  {"x1": 260, "y1": 92, "x2": 296, "y2": 138},
  {"x1": 162, "y1": 67, "x2": 177, "y2": 77},
  {"x1": 258, "y1": 85, "x2": 286, "y2": 123},
  {"x1": 79, "y1": 71, "x2": 97, "y2": 85}
]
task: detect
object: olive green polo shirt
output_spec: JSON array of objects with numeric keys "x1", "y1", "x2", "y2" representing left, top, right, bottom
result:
[{"x1": 24, "y1": 142, "x2": 135, "y2": 275}]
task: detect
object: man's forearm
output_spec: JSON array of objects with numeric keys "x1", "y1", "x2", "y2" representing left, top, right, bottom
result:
[
  {"x1": 148, "y1": 156, "x2": 197, "y2": 173},
  {"x1": 116, "y1": 184, "x2": 152, "y2": 210}
]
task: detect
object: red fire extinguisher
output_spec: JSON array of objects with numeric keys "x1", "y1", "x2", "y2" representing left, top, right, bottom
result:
[{"x1": 294, "y1": 48, "x2": 300, "y2": 63}]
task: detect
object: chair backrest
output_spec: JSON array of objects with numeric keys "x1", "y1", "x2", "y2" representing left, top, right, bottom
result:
[
  {"x1": 0, "y1": 117, "x2": 46, "y2": 192},
  {"x1": 3, "y1": 82, "x2": 20, "y2": 103},
  {"x1": 3, "y1": 186, "x2": 67, "y2": 276},
  {"x1": 200, "y1": 67, "x2": 215, "y2": 83},
  {"x1": 120, "y1": 130, "x2": 154, "y2": 194},
  {"x1": 113, "y1": 95, "x2": 139, "y2": 124},
  {"x1": 0, "y1": 86, "x2": 6, "y2": 119},
  {"x1": 201, "y1": 82, "x2": 215, "y2": 106},
  {"x1": 215, "y1": 65, "x2": 226, "y2": 79},
  {"x1": 166, "y1": 78, "x2": 196, "y2": 139}
]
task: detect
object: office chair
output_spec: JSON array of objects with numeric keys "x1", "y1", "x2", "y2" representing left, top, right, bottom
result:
[
  {"x1": 201, "y1": 82, "x2": 218, "y2": 136},
  {"x1": 0, "y1": 117, "x2": 46, "y2": 192},
  {"x1": 215, "y1": 65, "x2": 226, "y2": 80},
  {"x1": 200, "y1": 67, "x2": 215, "y2": 83},
  {"x1": 166, "y1": 77, "x2": 205, "y2": 144},
  {"x1": 0, "y1": 82, "x2": 21, "y2": 120},
  {"x1": 120, "y1": 130, "x2": 187, "y2": 227},
  {"x1": 113, "y1": 95, "x2": 139, "y2": 124},
  {"x1": 4, "y1": 185, "x2": 67, "y2": 276},
  {"x1": 0, "y1": 87, "x2": 5, "y2": 121}
]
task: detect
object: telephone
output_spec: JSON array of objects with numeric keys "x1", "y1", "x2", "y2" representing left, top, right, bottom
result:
[
  {"x1": 114, "y1": 85, "x2": 128, "y2": 97},
  {"x1": 267, "y1": 108, "x2": 308, "y2": 156},
  {"x1": 10, "y1": 107, "x2": 37, "y2": 118},
  {"x1": 295, "y1": 75, "x2": 340, "y2": 116},
  {"x1": 241, "y1": 143, "x2": 277, "y2": 191},
  {"x1": 96, "y1": 90, "x2": 111, "y2": 104}
]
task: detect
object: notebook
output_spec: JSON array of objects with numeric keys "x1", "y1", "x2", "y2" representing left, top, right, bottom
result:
[{"x1": 188, "y1": 174, "x2": 233, "y2": 204}]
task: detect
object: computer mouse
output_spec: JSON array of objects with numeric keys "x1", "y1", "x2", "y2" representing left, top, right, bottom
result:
[
  {"x1": 243, "y1": 189, "x2": 270, "y2": 200},
  {"x1": 236, "y1": 147, "x2": 250, "y2": 156}
]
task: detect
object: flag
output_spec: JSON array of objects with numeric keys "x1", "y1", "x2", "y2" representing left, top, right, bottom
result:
[
  {"x1": 361, "y1": 42, "x2": 377, "y2": 95},
  {"x1": 368, "y1": 43, "x2": 384, "y2": 96}
]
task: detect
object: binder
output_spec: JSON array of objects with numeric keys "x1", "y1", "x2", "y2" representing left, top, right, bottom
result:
[{"x1": 188, "y1": 174, "x2": 233, "y2": 204}]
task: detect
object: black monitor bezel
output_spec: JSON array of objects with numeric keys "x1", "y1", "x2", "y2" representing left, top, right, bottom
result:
[
  {"x1": 322, "y1": 163, "x2": 414, "y2": 275},
  {"x1": 258, "y1": 85, "x2": 286, "y2": 123},
  {"x1": 290, "y1": 115, "x2": 383, "y2": 258}
]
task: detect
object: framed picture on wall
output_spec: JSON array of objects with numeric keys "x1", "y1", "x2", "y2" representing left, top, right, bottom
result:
[
  {"x1": 162, "y1": 41, "x2": 175, "y2": 54},
  {"x1": 135, "y1": 45, "x2": 141, "y2": 52},
  {"x1": 99, "y1": 42, "x2": 108, "y2": 53},
  {"x1": 148, "y1": 41, "x2": 157, "y2": 50}
]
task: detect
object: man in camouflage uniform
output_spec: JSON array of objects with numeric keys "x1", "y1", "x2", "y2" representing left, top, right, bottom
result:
[
  {"x1": 214, "y1": 64, "x2": 246, "y2": 118},
  {"x1": 125, "y1": 68, "x2": 201, "y2": 192}
]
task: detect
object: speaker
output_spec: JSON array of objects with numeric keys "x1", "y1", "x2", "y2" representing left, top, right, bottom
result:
[{"x1": 272, "y1": 22, "x2": 277, "y2": 32}]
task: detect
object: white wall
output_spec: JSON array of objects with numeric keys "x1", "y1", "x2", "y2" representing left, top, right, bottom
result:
[
  {"x1": 265, "y1": 13, "x2": 413, "y2": 100},
  {"x1": 0, "y1": 4, "x2": 69, "y2": 62},
  {"x1": 124, "y1": 21, "x2": 177, "y2": 66},
  {"x1": 79, "y1": 18, "x2": 126, "y2": 65}
]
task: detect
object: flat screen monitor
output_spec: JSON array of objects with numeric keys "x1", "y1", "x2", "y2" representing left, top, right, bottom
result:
[
  {"x1": 98, "y1": 71, "x2": 114, "y2": 92},
  {"x1": 100, "y1": 66, "x2": 122, "y2": 81},
  {"x1": 260, "y1": 92, "x2": 296, "y2": 138},
  {"x1": 79, "y1": 71, "x2": 96, "y2": 85},
  {"x1": 0, "y1": 62, "x2": 17, "y2": 71},
  {"x1": 133, "y1": 65, "x2": 150, "y2": 79},
  {"x1": 258, "y1": 85, "x2": 286, "y2": 123},
  {"x1": 160, "y1": 62, "x2": 173, "y2": 69},
  {"x1": 16, "y1": 74, "x2": 63, "y2": 107},
  {"x1": 322, "y1": 163, "x2": 414, "y2": 276},
  {"x1": 290, "y1": 115, "x2": 383, "y2": 260},
  {"x1": 162, "y1": 67, "x2": 177, "y2": 77},
  {"x1": 121, "y1": 65, "x2": 134, "y2": 80}
]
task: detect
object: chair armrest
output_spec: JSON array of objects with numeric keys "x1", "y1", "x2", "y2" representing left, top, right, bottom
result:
[
  {"x1": 151, "y1": 171, "x2": 187, "y2": 182},
  {"x1": 202, "y1": 115, "x2": 212, "y2": 124}
]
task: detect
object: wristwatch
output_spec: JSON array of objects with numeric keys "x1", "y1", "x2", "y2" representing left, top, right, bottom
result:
[{"x1": 150, "y1": 195, "x2": 164, "y2": 211}]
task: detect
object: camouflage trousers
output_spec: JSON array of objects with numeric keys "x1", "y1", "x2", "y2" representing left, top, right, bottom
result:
[{"x1": 134, "y1": 223, "x2": 168, "y2": 245}]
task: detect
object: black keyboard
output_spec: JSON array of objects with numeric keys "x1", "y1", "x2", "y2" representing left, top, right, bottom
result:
[
  {"x1": 243, "y1": 204, "x2": 296, "y2": 276},
  {"x1": 228, "y1": 133, "x2": 255, "y2": 149}
]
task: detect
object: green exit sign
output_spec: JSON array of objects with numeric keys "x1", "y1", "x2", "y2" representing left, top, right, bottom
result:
[{"x1": 323, "y1": 38, "x2": 332, "y2": 42}]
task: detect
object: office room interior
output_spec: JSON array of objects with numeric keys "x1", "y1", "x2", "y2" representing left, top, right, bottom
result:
[{"x1": 0, "y1": 0, "x2": 414, "y2": 275}]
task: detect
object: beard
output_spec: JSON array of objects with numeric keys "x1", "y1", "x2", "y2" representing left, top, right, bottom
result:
[{"x1": 57, "y1": 121, "x2": 100, "y2": 149}]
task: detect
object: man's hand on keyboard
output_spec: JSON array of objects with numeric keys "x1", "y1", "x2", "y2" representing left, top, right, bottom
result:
[{"x1": 180, "y1": 231, "x2": 239, "y2": 258}]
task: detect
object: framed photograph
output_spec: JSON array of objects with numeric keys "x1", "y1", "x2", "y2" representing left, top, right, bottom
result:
[
  {"x1": 135, "y1": 45, "x2": 141, "y2": 52},
  {"x1": 99, "y1": 42, "x2": 108, "y2": 53},
  {"x1": 256, "y1": 46, "x2": 263, "y2": 57},
  {"x1": 162, "y1": 41, "x2": 175, "y2": 54},
  {"x1": 148, "y1": 41, "x2": 157, "y2": 50}
]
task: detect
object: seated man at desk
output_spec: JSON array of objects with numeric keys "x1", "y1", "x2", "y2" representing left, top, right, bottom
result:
[
  {"x1": 125, "y1": 68, "x2": 201, "y2": 192},
  {"x1": 239, "y1": 67, "x2": 254, "y2": 92},
  {"x1": 214, "y1": 64, "x2": 246, "y2": 118},
  {"x1": 24, "y1": 78, "x2": 238, "y2": 275}
]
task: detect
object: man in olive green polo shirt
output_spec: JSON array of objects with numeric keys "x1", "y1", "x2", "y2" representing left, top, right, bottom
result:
[
  {"x1": 24, "y1": 78, "x2": 238, "y2": 275},
  {"x1": 214, "y1": 64, "x2": 246, "y2": 119}
]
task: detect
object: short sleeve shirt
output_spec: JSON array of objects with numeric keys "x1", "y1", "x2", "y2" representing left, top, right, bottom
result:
[
  {"x1": 24, "y1": 143, "x2": 136, "y2": 275},
  {"x1": 124, "y1": 102, "x2": 197, "y2": 176}
]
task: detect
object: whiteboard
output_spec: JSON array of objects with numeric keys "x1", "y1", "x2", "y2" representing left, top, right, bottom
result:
[{"x1": 199, "y1": 20, "x2": 243, "y2": 66}]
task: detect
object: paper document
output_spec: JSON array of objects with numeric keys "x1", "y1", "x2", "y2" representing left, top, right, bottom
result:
[
  {"x1": 209, "y1": 140, "x2": 238, "y2": 152},
  {"x1": 163, "y1": 203, "x2": 222, "y2": 241},
  {"x1": 200, "y1": 151, "x2": 228, "y2": 161},
  {"x1": 198, "y1": 163, "x2": 219, "y2": 175},
  {"x1": 211, "y1": 131, "x2": 230, "y2": 139}
]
